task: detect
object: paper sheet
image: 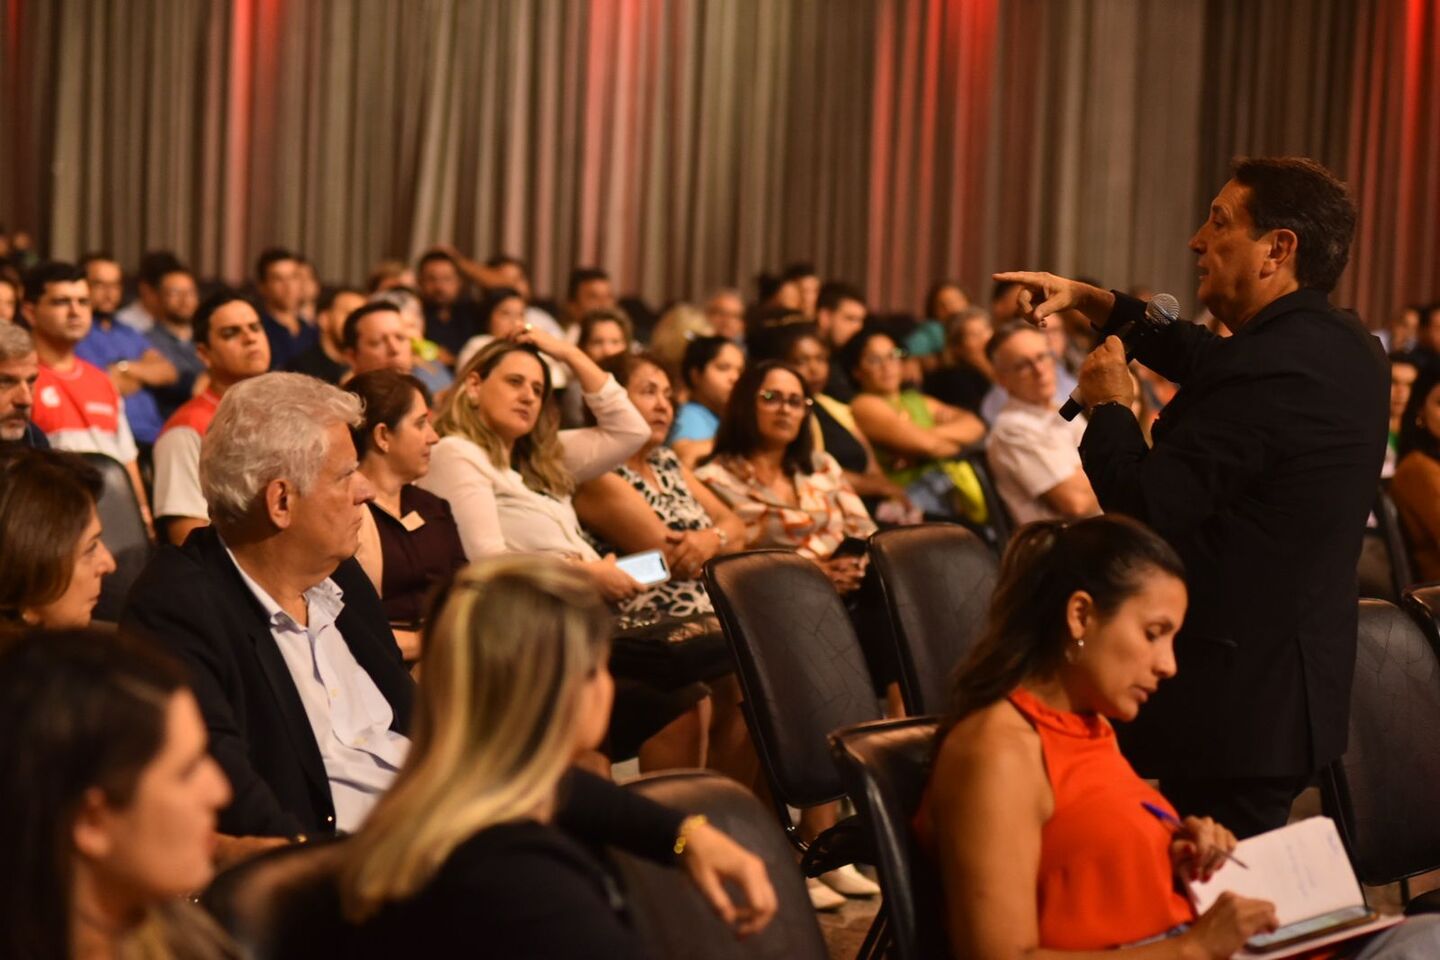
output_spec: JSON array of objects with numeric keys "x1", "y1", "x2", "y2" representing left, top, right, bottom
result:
[{"x1": 1189, "y1": 817, "x2": 1364, "y2": 926}]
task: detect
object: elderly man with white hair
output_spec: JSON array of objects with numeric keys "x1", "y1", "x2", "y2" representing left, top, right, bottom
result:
[{"x1": 122, "y1": 372, "x2": 413, "y2": 839}]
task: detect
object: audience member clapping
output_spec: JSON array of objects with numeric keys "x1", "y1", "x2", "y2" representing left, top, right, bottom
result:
[
  {"x1": 1391, "y1": 365, "x2": 1440, "y2": 580},
  {"x1": 338, "y1": 557, "x2": 776, "y2": 956},
  {"x1": 696, "y1": 360, "x2": 875, "y2": 595},
  {"x1": 0, "y1": 629, "x2": 235, "y2": 959},
  {"x1": 347, "y1": 370, "x2": 465, "y2": 664},
  {"x1": 418, "y1": 330, "x2": 650, "y2": 603},
  {"x1": 670, "y1": 335, "x2": 745, "y2": 468},
  {"x1": 0, "y1": 449, "x2": 115, "y2": 629},
  {"x1": 843, "y1": 328, "x2": 988, "y2": 522}
]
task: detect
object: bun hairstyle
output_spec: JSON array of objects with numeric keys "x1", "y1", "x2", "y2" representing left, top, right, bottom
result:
[{"x1": 943, "y1": 516, "x2": 1185, "y2": 729}]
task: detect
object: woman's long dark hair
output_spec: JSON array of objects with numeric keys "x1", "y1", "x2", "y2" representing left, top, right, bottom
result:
[
  {"x1": 0, "y1": 449, "x2": 103, "y2": 626},
  {"x1": 940, "y1": 516, "x2": 1185, "y2": 738},
  {"x1": 706, "y1": 360, "x2": 816, "y2": 476},
  {"x1": 1397, "y1": 365, "x2": 1440, "y2": 462},
  {"x1": 0, "y1": 628, "x2": 188, "y2": 958}
]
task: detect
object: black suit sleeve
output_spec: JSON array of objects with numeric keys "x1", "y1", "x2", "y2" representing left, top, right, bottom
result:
[
  {"x1": 1110, "y1": 291, "x2": 1225, "y2": 387},
  {"x1": 554, "y1": 768, "x2": 687, "y2": 865},
  {"x1": 1080, "y1": 367, "x2": 1290, "y2": 541},
  {"x1": 120, "y1": 572, "x2": 305, "y2": 838}
]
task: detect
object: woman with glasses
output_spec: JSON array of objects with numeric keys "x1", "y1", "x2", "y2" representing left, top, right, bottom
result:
[{"x1": 842, "y1": 328, "x2": 988, "y2": 522}]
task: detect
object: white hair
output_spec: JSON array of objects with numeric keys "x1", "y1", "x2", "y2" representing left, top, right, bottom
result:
[
  {"x1": 0, "y1": 322, "x2": 34, "y2": 362},
  {"x1": 201, "y1": 372, "x2": 363, "y2": 527}
]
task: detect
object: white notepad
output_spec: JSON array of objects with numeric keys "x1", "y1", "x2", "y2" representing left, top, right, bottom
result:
[{"x1": 1188, "y1": 816, "x2": 1402, "y2": 957}]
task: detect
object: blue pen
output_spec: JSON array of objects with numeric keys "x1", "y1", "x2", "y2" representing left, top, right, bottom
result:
[{"x1": 1142, "y1": 801, "x2": 1249, "y2": 870}]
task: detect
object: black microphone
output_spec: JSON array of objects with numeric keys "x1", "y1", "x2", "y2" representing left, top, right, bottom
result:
[{"x1": 1057, "y1": 294, "x2": 1180, "y2": 422}]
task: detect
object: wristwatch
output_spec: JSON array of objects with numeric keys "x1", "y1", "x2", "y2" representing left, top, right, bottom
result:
[{"x1": 713, "y1": 527, "x2": 729, "y2": 547}]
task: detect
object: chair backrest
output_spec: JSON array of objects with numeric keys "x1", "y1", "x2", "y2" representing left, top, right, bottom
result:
[
  {"x1": 705, "y1": 550, "x2": 883, "y2": 809},
  {"x1": 868, "y1": 524, "x2": 998, "y2": 714},
  {"x1": 1376, "y1": 486, "x2": 1415, "y2": 598},
  {"x1": 201, "y1": 838, "x2": 349, "y2": 960},
  {"x1": 616, "y1": 771, "x2": 829, "y2": 960},
  {"x1": 1320, "y1": 599, "x2": 1440, "y2": 885},
  {"x1": 960, "y1": 450, "x2": 1013, "y2": 551},
  {"x1": 78, "y1": 452, "x2": 151, "y2": 622},
  {"x1": 830, "y1": 718, "x2": 947, "y2": 960}
]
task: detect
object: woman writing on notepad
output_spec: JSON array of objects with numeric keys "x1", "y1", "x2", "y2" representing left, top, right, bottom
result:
[{"x1": 914, "y1": 516, "x2": 1440, "y2": 959}]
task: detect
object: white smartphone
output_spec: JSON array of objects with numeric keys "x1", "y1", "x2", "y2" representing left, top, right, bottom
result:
[{"x1": 615, "y1": 549, "x2": 671, "y2": 587}]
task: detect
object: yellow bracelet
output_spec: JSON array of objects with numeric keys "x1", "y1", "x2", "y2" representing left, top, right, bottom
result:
[{"x1": 673, "y1": 814, "x2": 709, "y2": 856}]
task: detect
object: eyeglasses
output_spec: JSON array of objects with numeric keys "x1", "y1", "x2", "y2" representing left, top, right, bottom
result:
[
  {"x1": 757, "y1": 390, "x2": 813, "y2": 411},
  {"x1": 861, "y1": 349, "x2": 905, "y2": 368},
  {"x1": 1001, "y1": 353, "x2": 1055, "y2": 376}
]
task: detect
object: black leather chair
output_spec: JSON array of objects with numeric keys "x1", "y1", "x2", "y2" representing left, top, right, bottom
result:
[
  {"x1": 960, "y1": 450, "x2": 1013, "y2": 552},
  {"x1": 201, "y1": 838, "x2": 350, "y2": 959},
  {"x1": 831, "y1": 718, "x2": 946, "y2": 960},
  {"x1": 617, "y1": 771, "x2": 829, "y2": 960},
  {"x1": 868, "y1": 524, "x2": 998, "y2": 714},
  {"x1": 1376, "y1": 485, "x2": 1415, "y2": 598},
  {"x1": 1319, "y1": 599, "x2": 1440, "y2": 913},
  {"x1": 704, "y1": 551, "x2": 882, "y2": 869},
  {"x1": 79, "y1": 452, "x2": 152, "y2": 622}
]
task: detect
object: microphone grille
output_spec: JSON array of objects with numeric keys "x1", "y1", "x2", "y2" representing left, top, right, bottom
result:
[{"x1": 1146, "y1": 294, "x2": 1181, "y2": 326}]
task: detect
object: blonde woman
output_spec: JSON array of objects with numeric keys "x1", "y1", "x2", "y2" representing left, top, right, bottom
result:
[
  {"x1": 340, "y1": 557, "x2": 777, "y2": 956},
  {"x1": 418, "y1": 327, "x2": 651, "y2": 603}
]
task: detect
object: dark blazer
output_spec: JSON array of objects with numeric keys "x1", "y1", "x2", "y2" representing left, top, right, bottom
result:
[
  {"x1": 1081, "y1": 289, "x2": 1388, "y2": 779},
  {"x1": 120, "y1": 526, "x2": 413, "y2": 837}
]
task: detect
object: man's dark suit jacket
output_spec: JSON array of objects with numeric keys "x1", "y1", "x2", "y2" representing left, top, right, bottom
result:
[
  {"x1": 120, "y1": 526, "x2": 413, "y2": 837},
  {"x1": 1081, "y1": 288, "x2": 1389, "y2": 780}
]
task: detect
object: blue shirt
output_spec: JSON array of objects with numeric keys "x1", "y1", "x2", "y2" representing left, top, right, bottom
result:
[
  {"x1": 261, "y1": 310, "x2": 319, "y2": 371},
  {"x1": 145, "y1": 324, "x2": 205, "y2": 420},
  {"x1": 75, "y1": 317, "x2": 166, "y2": 444},
  {"x1": 668, "y1": 402, "x2": 720, "y2": 443}
]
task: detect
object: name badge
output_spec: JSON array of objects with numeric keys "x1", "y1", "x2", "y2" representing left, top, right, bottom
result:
[{"x1": 400, "y1": 510, "x2": 426, "y2": 532}]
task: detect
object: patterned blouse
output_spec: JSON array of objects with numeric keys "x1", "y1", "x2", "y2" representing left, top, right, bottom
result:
[
  {"x1": 696, "y1": 450, "x2": 876, "y2": 560},
  {"x1": 612, "y1": 447, "x2": 714, "y2": 618}
]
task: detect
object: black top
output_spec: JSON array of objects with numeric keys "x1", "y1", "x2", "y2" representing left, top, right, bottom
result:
[
  {"x1": 423, "y1": 300, "x2": 483, "y2": 359},
  {"x1": 119, "y1": 527, "x2": 413, "y2": 836},
  {"x1": 824, "y1": 364, "x2": 857, "y2": 403},
  {"x1": 286, "y1": 342, "x2": 349, "y2": 384},
  {"x1": 923, "y1": 361, "x2": 992, "y2": 415},
  {"x1": 814, "y1": 403, "x2": 869, "y2": 474},
  {"x1": 368, "y1": 485, "x2": 466, "y2": 627},
  {"x1": 1082, "y1": 290, "x2": 1389, "y2": 779}
]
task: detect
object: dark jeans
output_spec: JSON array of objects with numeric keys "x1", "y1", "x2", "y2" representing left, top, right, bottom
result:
[{"x1": 1158, "y1": 773, "x2": 1313, "y2": 839}]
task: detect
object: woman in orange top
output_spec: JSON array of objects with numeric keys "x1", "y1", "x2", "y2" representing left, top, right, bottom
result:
[{"x1": 915, "y1": 516, "x2": 1279, "y2": 958}]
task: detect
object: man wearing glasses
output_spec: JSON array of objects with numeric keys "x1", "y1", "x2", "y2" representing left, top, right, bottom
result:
[{"x1": 983, "y1": 322, "x2": 1099, "y2": 524}]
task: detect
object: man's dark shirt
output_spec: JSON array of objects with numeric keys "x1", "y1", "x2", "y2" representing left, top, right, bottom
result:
[
  {"x1": 923, "y1": 360, "x2": 993, "y2": 415},
  {"x1": 423, "y1": 300, "x2": 483, "y2": 360},
  {"x1": 260, "y1": 310, "x2": 319, "y2": 371},
  {"x1": 286, "y1": 342, "x2": 349, "y2": 384}
]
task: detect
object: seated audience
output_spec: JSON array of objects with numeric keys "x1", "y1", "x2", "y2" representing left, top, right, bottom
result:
[
  {"x1": 23, "y1": 261, "x2": 151, "y2": 524},
  {"x1": 779, "y1": 326, "x2": 919, "y2": 523},
  {"x1": 565, "y1": 266, "x2": 618, "y2": 334},
  {"x1": 455, "y1": 285, "x2": 567, "y2": 386},
  {"x1": 0, "y1": 449, "x2": 115, "y2": 629},
  {"x1": 696, "y1": 360, "x2": 875, "y2": 593},
  {"x1": 0, "y1": 271, "x2": 20, "y2": 324},
  {"x1": 0, "y1": 322, "x2": 47, "y2": 448},
  {"x1": 254, "y1": 247, "x2": 317, "y2": 370},
  {"x1": 843, "y1": 328, "x2": 987, "y2": 521},
  {"x1": 124, "y1": 372, "x2": 412, "y2": 837},
  {"x1": 923, "y1": 306, "x2": 996, "y2": 416},
  {"x1": 287, "y1": 287, "x2": 365, "y2": 384},
  {"x1": 76, "y1": 253, "x2": 176, "y2": 446},
  {"x1": 152, "y1": 292, "x2": 272, "y2": 546},
  {"x1": 419, "y1": 329, "x2": 649, "y2": 604},
  {"x1": 418, "y1": 248, "x2": 482, "y2": 362},
  {"x1": 815, "y1": 282, "x2": 867, "y2": 401},
  {"x1": 1379, "y1": 303, "x2": 1422, "y2": 355},
  {"x1": 0, "y1": 629, "x2": 235, "y2": 959},
  {"x1": 143, "y1": 265, "x2": 206, "y2": 419},
  {"x1": 574, "y1": 353, "x2": 746, "y2": 617},
  {"x1": 115, "y1": 249, "x2": 183, "y2": 333},
  {"x1": 648, "y1": 302, "x2": 713, "y2": 382},
  {"x1": 916, "y1": 516, "x2": 1440, "y2": 958},
  {"x1": 704, "y1": 288, "x2": 747, "y2": 343},
  {"x1": 1391, "y1": 365, "x2": 1440, "y2": 581},
  {"x1": 563, "y1": 308, "x2": 636, "y2": 426},
  {"x1": 373, "y1": 286, "x2": 453, "y2": 395},
  {"x1": 904, "y1": 280, "x2": 970, "y2": 376},
  {"x1": 347, "y1": 370, "x2": 464, "y2": 663},
  {"x1": 669, "y1": 335, "x2": 745, "y2": 468},
  {"x1": 338, "y1": 557, "x2": 776, "y2": 956},
  {"x1": 342, "y1": 301, "x2": 413, "y2": 377},
  {"x1": 366, "y1": 258, "x2": 416, "y2": 294},
  {"x1": 984, "y1": 323, "x2": 1099, "y2": 524},
  {"x1": 1401, "y1": 302, "x2": 1440, "y2": 372},
  {"x1": 1385, "y1": 353, "x2": 1420, "y2": 477}
]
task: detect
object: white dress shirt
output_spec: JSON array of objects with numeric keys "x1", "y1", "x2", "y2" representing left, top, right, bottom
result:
[
  {"x1": 225, "y1": 548, "x2": 410, "y2": 832},
  {"x1": 985, "y1": 396, "x2": 1094, "y2": 525}
]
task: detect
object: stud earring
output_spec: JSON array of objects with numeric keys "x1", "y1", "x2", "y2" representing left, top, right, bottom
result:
[{"x1": 1065, "y1": 638, "x2": 1085, "y2": 664}]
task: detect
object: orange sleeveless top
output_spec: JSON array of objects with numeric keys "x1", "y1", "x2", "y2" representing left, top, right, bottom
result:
[{"x1": 917, "y1": 688, "x2": 1196, "y2": 950}]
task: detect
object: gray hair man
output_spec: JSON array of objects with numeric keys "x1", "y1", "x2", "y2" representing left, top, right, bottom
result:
[{"x1": 0, "y1": 323, "x2": 45, "y2": 447}]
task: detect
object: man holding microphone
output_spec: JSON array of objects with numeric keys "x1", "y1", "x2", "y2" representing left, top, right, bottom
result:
[{"x1": 998, "y1": 156, "x2": 1388, "y2": 837}]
